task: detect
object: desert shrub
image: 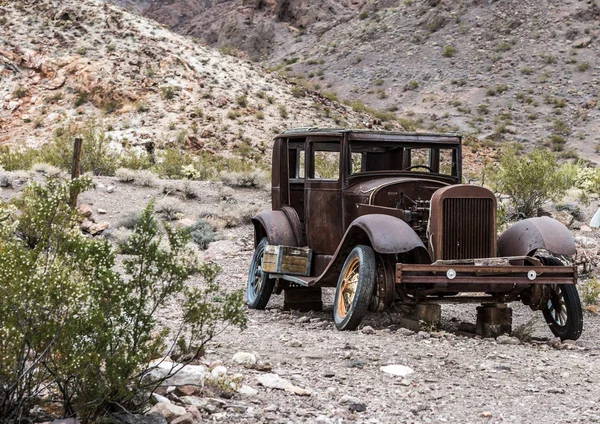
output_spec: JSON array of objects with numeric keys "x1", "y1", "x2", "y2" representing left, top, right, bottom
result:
[
  {"x1": 116, "y1": 167, "x2": 136, "y2": 182},
  {"x1": 442, "y1": 45, "x2": 456, "y2": 57},
  {"x1": 119, "y1": 149, "x2": 153, "y2": 170},
  {"x1": 163, "y1": 180, "x2": 199, "y2": 199},
  {"x1": 31, "y1": 162, "x2": 62, "y2": 177},
  {"x1": 220, "y1": 204, "x2": 260, "y2": 228},
  {"x1": 40, "y1": 119, "x2": 120, "y2": 175},
  {"x1": 131, "y1": 169, "x2": 159, "y2": 187},
  {"x1": 581, "y1": 277, "x2": 600, "y2": 305},
  {"x1": 188, "y1": 219, "x2": 215, "y2": 249},
  {"x1": 220, "y1": 169, "x2": 269, "y2": 189},
  {"x1": 156, "y1": 197, "x2": 185, "y2": 221},
  {"x1": 0, "y1": 146, "x2": 40, "y2": 171},
  {"x1": 156, "y1": 147, "x2": 194, "y2": 179},
  {"x1": 0, "y1": 185, "x2": 246, "y2": 421},
  {"x1": 487, "y1": 148, "x2": 573, "y2": 219},
  {"x1": 119, "y1": 211, "x2": 143, "y2": 229}
]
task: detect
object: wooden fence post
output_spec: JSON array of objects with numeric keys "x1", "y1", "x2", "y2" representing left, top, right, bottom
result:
[{"x1": 70, "y1": 137, "x2": 83, "y2": 208}]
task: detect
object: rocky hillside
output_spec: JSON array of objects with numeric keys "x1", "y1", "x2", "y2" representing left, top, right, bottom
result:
[
  {"x1": 0, "y1": 0, "x2": 380, "y2": 160},
  {"x1": 116, "y1": 0, "x2": 600, "y2": 162}
]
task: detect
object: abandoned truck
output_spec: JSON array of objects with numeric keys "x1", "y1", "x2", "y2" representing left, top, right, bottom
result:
[{"x1": 246, "y1": 128, "x2": 583, "y2": 340}]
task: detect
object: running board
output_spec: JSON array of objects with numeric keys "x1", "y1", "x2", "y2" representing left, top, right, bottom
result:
[{"x1": 269, "y1": 274, "x2": 312, "y2": 287}]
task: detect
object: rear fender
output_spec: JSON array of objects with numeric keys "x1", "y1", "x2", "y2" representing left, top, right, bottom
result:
[
  {"x1": 497, "y1": 217, "x2": 576, "y2": 257},
  {"x1": 251, "y1": 210, "x2": 298, "y2": 247},
  {"x1": 315, "y1": 214, "x2": 431, "y2": 286}
]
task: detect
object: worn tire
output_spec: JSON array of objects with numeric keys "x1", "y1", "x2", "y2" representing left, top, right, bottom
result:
[
  {"x1": 333, "y1": 245, "x2": 376, "y2": 331},
  {"x1": 247, "y1": 237, "x2": 275, "y2": 309},
  {"x1": 540, "y1": 256, "x2": 583, "y2": 341}
]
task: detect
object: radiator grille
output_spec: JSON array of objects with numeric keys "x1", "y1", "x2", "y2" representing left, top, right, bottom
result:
[{"x1": 442, "y1": 198, "x2": 495, "y2": 260}]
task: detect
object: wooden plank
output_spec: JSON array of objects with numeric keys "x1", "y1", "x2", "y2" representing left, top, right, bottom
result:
[{"x1": 281, "y1": 256, "x2": 311, "y2": 266}]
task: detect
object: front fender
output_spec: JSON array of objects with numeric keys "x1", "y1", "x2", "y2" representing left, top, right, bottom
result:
[
  {"x1": 312, "y1": 214, "x2": 431, "y2": 287},
  {"x1": 497, "y1": 217, "x2": 576, "y2": 257},
  {"x1": 346, "y1": 214, "x2": 428, "y2": 256},
  {"x1": 251, "y1": 210, "x2": 298, "y2": 247}
]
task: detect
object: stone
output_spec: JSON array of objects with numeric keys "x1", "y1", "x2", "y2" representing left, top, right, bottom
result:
[
  {"x1": 572, "y1": 36, "x2": 592, "y2": 48},
  {"x1": 255, "y1": 360, "x2": 272, "y2": 371},
  {"x1": 256, "y1": 373, "x2": 311, "y2": 396},
  {"x1": 232, "y1": 352, "x2": 257, "y2": 368},
  {"x1": 109, "y1": 413, "x2": 167, "y2": 424},
  {"x1": 78, "y1": 204, "x2": 93, "y2": 218},
  {"x1": 380, "y1": 365, "x2": 415, "y2": 377},
  {"x1": 479, "y1": 360, "x2": 511, "y2": 372},
  {"x1": 97, "y1": 208, "x2": 107, "y2": 214},
  {"x1": 210, "y1": 366, "x2": 227, "y2": 378},
  {"x1": 149, "y1": 402, "x2": 186, "y2": 422},
  {"x1": 397, "y1": 328, "x2": 415, "y2": 336},
  {"x1": 0, "y1": 174, "x2": 10, "y2": 187},
  {"x1": 361, "y1": 325, "x2": 375, "y2": 335},
  {"x1": 107, "y1": 185, "x2": 116, "y2": 193},
  {"x1": 298, "y1": 316, "x2": 311, "y2": 323},
  {"x1": 175, "y1": 385, "x2": 201, "y2": 397},
  {"x1": 496, "y1": 335, "x2": 520, "y2": 345},
  {"x1": 144, "y1": 360, "x2": 207, "y2": 387},
  {"x1": 152, "y1": 393, "x2": 171, "y2": 405},
  {"x1": 175, "y1": 218, "x2": 195, "y2": 229},
  {"x1": 589, "y1": 209, "x2": 600, "y2": 228},
  {"x1": 338, "y1": 395, "x2": 361, "y2": 404},
  {"x1": 170, "y1": 413, "x2": 195, "y2": 424},
  {"x1": 81, "y1": 219, "x2": 94, "y2": 232},
  {"x1": 289, "y1": 339, "x2": 303, "y2": 347},
  {"x1": 238, "y1": 384, "x2": 258, "y2": 397},
  {"x1": 89, "y1": 221, "x2": 110, "y2": 235},
  {"x1": 349, "y1": 403, "x2": 367, "y2": 413},
  {"x1": 417, "y1": 331, "x2": 430, "y2": 339},
  {"x1": 480, "y1": 411, "x2": 493, "y2": 418}
]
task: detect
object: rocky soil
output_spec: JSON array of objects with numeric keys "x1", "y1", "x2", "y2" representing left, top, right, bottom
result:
[
  {"x1": 118, "y1": 0, "x2": 600, "y2": 162},
  {"x1": 2, "y1": 173, "x2": 599, "y2": 423},
  {"x1": 0, "y1": 0, "x2": 380, "y2": 158}
]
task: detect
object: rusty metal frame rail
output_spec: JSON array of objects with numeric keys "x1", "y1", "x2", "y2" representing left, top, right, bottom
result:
[{"x1": 396, "y1": 264, "x2": 577, "y2": 285}]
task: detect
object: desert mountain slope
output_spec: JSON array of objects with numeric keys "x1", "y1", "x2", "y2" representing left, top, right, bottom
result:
[
  {"x1": 116, "y1": 0, "x2": 600, "y2": 162},
  {"x1": 0, "y1": 0, "x2": 379, "y2": 158}
]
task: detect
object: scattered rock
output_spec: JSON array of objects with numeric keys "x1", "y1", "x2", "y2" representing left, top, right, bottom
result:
[
  {"x1": 380, "y1": 365, "x2": 415, "y2": 377},
  {"x1": 496, "y1": 335, "x2": 520, "y2": 345},
  {"x1": 397, "y1": 328, "x2": 415, "y2": 336},
  {"x1": 479, "y1": 361, "x2": 511, "y2": 372},
  {"x1": 232, "y1": 352, "x2": 257, "y2": 368},
  {"x1": 107, "y1": 185, "x2": 116, "y2": 193},
  {"x1": 149, "y1": 402, "x2": 186, "y2": 422},
  {"x1": 338, "y1": 395, "x2": 361, "y2": 405},
  {"x1": 417, "y1": 331, "x2": 431, "y2": 339},
  {"x1": 78, "y1": 204, "x2": 93, "y2": 218},
  {"x1": 349, "y1": 403, "x2": 367, "y2": 413},
  {"x1": 108, "y1": 413, "x2": 167, "y2": 424},
  {"x1": 480, "y1": 411, "x2": 493, "y2": 418},
  {"x1": 238, "y1": 384, "x2": 258, "y2": 397},
  {"x1": 144, "y1": 361, "x2": 206, "y2": 387},
  {"x1": 170, "y1": 413, "x2": 195, "y2": 424},
  {"x1": 289, "y1": 339, "x2": 303, "y2": 347},
  {"x1": 97, "y1": 208, "x2": 107, "y2": 214},
  {"x1": 361, "y1": 325, "x2": 375, "y2": 335},
  {"x1": 572, "y1": 36, "x2": 592, "y2": 48},
  {"x1": 210, "y1": 365, "x2": 227, "y2": 378},
  {"x1": 256, "y1": 373, "x2": 311, "y2": 396},
  {"x1": 88, "y1": 221, "x2": 110, "y2": 235}
]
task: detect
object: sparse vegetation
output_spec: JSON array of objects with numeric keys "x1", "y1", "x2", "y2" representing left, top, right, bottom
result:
[
  {"x1": 488, "y1": 148, "x2": 573, "y2": 219},
  {"x1": 442, "y1": 45, "x2": 456, "y2": 57},
  {"x1": 188, "y1": 219, "x2": 215, "y2": 249}
]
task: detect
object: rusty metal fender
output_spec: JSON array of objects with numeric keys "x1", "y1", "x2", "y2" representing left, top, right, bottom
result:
[
  {"x1": 344, "y1": 214, "x2": 429, "y2": 255},
  {"x1": 497, "y1": 216, "x2": 576, "y2": 257},
  {"x1": 310, "y1": 214, "x2": 431, "y2": 287},
  {"x1": 251, "y1": 210, "x2": 299, "y2": 247}
]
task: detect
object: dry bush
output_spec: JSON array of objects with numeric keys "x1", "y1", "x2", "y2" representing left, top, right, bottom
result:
[
  {"x1": 163, "y1": 180, "x2": 200, "y2": 199},
  {"x1": 133, "y1": 170, "x2": 159, "y2": 187},
  {"x1": 156, "y1": 197, "x2": 185, "y2": 221},
  {"x1": 115, "y1": 167, "x2": 136, "y2": 183},
  {"x1": 219, "y1": 203, "x2": 260, "y2": 228},
  {"x1": 219, "y1": 170, "x2": 269, "y2": 190},
  {"x1": 31, "y1": 163, "x2": 62, "y2": 177}
]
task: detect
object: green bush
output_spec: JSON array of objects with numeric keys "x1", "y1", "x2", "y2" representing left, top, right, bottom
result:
[
  {"x1": 488, "y1": 148, "x2": 573, "y2": 219},
  {"x1": 0, "y1": 146, "x2": 39, "y2": 171},
  {"x1": 40, "y1": 119, "x2": 120, "y2": 175},
  {"x1": 188, "y1": 219, "x2": 215, "y2": 249},
  {"x1": 0, "y1": 181, "x2": 246, "y2": 421}
]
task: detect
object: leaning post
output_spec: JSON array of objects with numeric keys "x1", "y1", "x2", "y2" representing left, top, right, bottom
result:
[{"x1": 69, "y1": 137, "x2": 83, "y2": 208}]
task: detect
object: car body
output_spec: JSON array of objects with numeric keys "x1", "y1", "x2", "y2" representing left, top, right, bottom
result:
[{"x1": 247, "y1": 128, "x2": 583, "y2": 340}]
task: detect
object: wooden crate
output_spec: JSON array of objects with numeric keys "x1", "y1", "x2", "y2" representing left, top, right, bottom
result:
[{"x1": 263, "y1": 245, "x2": 312, "y2": 276}]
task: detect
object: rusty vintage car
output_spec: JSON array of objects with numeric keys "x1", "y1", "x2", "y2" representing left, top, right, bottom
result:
[{"x1": 246, "y1": 128, "x2": 583, "y2": 340}]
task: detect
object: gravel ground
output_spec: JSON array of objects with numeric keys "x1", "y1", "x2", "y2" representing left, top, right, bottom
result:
[{"x1": 3, "y1": 175, "x2": 599, "y2": 423}]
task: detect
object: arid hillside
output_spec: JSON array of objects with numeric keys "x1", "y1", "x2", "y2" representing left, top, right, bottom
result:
[
  {"x1": 116, "y1": 0, "x2": 600, "y2": 162},
  {"x1": 0, "y1": 0, "x2": 382, "y2": 161}
]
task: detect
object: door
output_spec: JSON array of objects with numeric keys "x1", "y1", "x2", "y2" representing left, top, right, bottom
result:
[{"x1": 304, "y1": 137, "x2": 344, "y2": 255}]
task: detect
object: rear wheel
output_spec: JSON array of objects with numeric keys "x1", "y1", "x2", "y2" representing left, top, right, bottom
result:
[
  {"x1": 247, "y1": 237, "x2": 275, "y2": 309},
  {"x1": 333, "y1": 245, "x2": 376, "y2": 331},
  {"x1": 540, "y1": 256, "x2": 583, "y2": 341}
]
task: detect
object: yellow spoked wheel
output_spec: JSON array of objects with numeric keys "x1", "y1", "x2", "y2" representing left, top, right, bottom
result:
[{"x1": 333, "y1": 245, "x2": 376, "y2": 331}]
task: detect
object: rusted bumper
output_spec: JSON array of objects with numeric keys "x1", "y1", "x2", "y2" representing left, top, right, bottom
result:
[{"x1": 396, "y1": 263, "x2": 577, "y2": 286}]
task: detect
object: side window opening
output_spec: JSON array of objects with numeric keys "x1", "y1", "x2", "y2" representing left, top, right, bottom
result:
[
  {"x1": 288, "y1": 141, "x2": 305, "y2": 180},
  {"x1": 309, "y1": 141, "x2": 340, "y2": 180}
]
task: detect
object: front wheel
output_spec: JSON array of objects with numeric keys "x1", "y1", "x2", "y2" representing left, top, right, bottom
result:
[
  {"x1": 333, "y1": 245, "x2": 376, "y2": 331},
  {"x1": 247, "y1": 237, "x2": 275, "y2": 309},
  {"x1": 540, "y1": 256, "x2": 583, "y2": 341}
]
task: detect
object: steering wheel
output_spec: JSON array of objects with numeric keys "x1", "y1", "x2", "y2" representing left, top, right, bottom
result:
[{"x1": 405, "y1": 164, "x2": 434, "y2": 172}]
